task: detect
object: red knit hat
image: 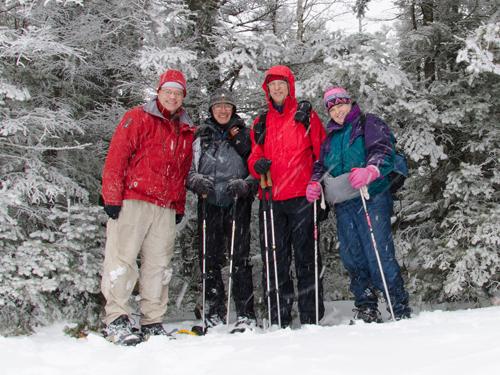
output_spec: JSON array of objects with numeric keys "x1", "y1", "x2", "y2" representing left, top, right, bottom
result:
[{"x1": 157, "y1": 69, "x2": 187, "y2": 96}]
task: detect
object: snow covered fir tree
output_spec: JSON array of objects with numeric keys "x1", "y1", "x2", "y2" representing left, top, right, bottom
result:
[{"x1": 0, "y1": 0, "x2": 498, "y2": 336}]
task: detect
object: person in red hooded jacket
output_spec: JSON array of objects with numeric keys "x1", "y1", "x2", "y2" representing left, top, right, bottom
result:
[
  {"x1": 100, "y1": 69, "x2": 195, "y2": 345},
  {"x1": 248, "y1": 65, "x2": 326, "y2": 327}
]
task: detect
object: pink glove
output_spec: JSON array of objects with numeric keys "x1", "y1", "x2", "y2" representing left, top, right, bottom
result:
[
  {"x1": 348, "y1": 165, "x2": 380, "y2": 189},
  {"x1": 306, "y1": 181, "x2": 322, "y2": 202}
]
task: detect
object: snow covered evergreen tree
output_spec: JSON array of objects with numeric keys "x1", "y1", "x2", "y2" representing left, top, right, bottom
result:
[
  {"x1": 0, "y1": 0, "x2": 151, "y2": 334},
  {"x1": 392, "y1": 0, "x2": 499, "y2": 305}
]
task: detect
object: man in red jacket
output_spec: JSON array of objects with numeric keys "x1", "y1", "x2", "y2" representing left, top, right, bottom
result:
[
  {"x1": 248, "y1": 65, "x2": 326, "y2": 327},
  {"x1": 100, "y1": 69, "x2": 195, "y2": 345}
]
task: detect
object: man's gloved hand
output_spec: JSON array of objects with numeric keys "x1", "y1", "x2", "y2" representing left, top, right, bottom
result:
[
  {"x1": 305, "y1": 181, "x2": 322, "y2": 202},
  {"x1": 175, "y1": 213, "x2": 184, "y2": 225},
  {"x1": 254, "y1": 158, "x2": 271, "y2": 175},
  {"x1": 227, "y1": 179, "x2": 249, "y2": 198},
  {"x1": 348, "y1": 165, "x2": 380, "y2": 189},
  {"x1": 227, "y1": 125, "x2": 240, "y2": 140},
  {"x1": 192, "y1": 174, "x2": 215, "y2": 196},
  {"x1": 104, "y1": 205, "x2": 121, "y2": 220},
  {"x1": 294, "y1": 100, "x2": 312, "y2": 131}
]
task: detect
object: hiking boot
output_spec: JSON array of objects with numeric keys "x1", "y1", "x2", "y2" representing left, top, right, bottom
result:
[
  {"x1": 141, "y1": 322, "x2": 174, "y2": 340},
  {"x1": 205, "y1": 314, "x2": 225, "y2": 328},
  {"x1": 102, "y1": 315, "x2": 142, "y2": 346},
  {"x1": 230, "y1": 316, "x2": 257, "y2": 333},
  {"x1": 352, "y1": 306, "x2": 383, "y2": 323},
  {"x1": 394, "y1": 308, "x2": 412, "y2": 321}
]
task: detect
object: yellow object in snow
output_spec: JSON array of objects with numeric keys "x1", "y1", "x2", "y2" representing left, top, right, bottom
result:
[{"x1": 176, "y1": 329, "x2": 198, "y2": 336}]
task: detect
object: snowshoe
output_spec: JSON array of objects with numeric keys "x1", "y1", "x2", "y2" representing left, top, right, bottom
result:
[
  {"x1": 350, "y1": 306, "x2": 383, "y2": 324},
  {"x1": 141, "y1": 323, "x2": 175, "y2": 340},
  {"x1": 189, "y1": 314, "x2": 225, "y2": 336},
  {"x1": 230, "y1": 316, "x2": 257, "y2": 334},
  {"x1": 205, "y1": 314, "x2": 225, "y2": 328},
  {"x1": 394, "y1": 308, "x2": 412, "y2": 321},
  {"x1": 102, "y1": 315, "x2": 142, "y2": 346}
]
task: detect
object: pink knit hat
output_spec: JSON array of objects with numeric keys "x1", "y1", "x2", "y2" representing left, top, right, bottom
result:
[{"x1": 323, "y1": 87, "x2": 351, "y2": 111}]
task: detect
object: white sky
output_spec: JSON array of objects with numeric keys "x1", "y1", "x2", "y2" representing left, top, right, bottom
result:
[{"x1": 325, "y1": 0, "x2": 400, "y2": 34}]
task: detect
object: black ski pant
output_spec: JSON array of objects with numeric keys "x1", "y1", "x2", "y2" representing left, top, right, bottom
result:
[
  {"x1": 259, "y1": 196, "x2": 324, "y2": 326},
  {"x1": 197, "y1": 197, "x2": 255, "y2": 320}
]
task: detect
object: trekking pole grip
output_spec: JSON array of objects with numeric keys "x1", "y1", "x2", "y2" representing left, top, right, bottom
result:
[
  {"x1": 260, "y1": 174, "x2": 267, "y2": 189},
  {"x1": 266, "y1": 171, "x2": 273, "y2": 187}
]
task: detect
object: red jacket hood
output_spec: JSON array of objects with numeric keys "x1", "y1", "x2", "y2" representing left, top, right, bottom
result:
[{"x1": 262, "y1": 65, "x2": 297, "y2": 110}]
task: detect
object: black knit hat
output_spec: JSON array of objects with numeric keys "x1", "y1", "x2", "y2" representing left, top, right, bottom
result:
[{"x1": 209, "y1": 88, "x2": 236, "y2": 110}]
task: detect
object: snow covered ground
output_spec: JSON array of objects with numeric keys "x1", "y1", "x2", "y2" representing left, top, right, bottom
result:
[{"x1": 2, "y1": 304, "x2": 499, "y2": 375}]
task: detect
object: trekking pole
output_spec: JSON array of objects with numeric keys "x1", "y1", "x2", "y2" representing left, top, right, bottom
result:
[
  {"x1": 226, "y1": 196, "x2": 238, "y2": 328},
  {"x1": 266, "y1": 171, "x2": 281, "y2": 328},
  {"x1": 359, "y1": 186, "x2": 396, "y2": 321},
  {"x1": 314, "y1": 186, "x2": 326, "y2": 325},
  {"x1": 313, "y1": 199, "x2": 319, "y2": 325},
  {"x1": 201, "y1": 194, "x2": 208, "y2": 333},
  {"x1": 260, "y1": 174, "x2": 272, "y2": 328}
]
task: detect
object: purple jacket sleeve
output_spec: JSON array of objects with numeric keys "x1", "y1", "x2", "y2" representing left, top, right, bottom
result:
[{"x1": 363, "y1": 114, "x2": 394, "y2": 177}]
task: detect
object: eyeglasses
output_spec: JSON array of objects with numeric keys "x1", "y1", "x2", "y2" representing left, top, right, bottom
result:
[
  {"x1": 212, "y1": 103, "x2": 233, "y2": 111},
  {"x1": 329, "y1": 103, "x2": 350, "y2": 114},
  {"x1": 160, "y1": 89, "x2": 184, "y2": 98}
]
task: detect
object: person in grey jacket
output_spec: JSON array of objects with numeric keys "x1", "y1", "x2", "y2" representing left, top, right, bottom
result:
[{"x1": 187, "y1": 88, "x2": 257, "y2": 331}]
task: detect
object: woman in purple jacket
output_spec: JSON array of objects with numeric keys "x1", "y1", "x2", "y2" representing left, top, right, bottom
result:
[{"x1": 306, "y1": 87, "x2": 411, "y2": 323}]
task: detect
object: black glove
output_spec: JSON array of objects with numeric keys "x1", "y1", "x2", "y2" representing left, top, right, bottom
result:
[
  {"x1": 175, "y1": 213, "x2": 184, "y2": 225},
  {"x1": 227, "y1": 179, "x2": 249, "y2": 198},
  {"x1": 294, "y1": 100, "x2": 312, "y2": 131},
  {"x1": 248, "y1": 178, "x2": 259, "y2": 197},
  {"x1": 104, "y1": 205, "x2": 121, "y2": 220},
  {"x1": 254, "y1": 158, "x2": 271, "y2": 175},
  {"x1": 192, "y1": 174, "x2": 215, "y2": 196},
  {"x1": 227, "y1": 117, "x2": 245, "y2": 134}
]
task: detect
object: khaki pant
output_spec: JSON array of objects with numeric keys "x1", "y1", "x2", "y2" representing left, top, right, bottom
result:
[{"x1": 101, "y1": 200, "x2": 176, "y2": 326}]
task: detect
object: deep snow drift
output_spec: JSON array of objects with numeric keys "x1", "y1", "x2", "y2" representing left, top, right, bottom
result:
[{"x1": 1, "y1": 304, "x2": 499, "y2": 375}]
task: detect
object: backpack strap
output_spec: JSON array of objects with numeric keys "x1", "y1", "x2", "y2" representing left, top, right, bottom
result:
[
  {"x1": 359, "y1": 113, "x2": 366, "y2": 126},
  {"x1": 255, "y1": 101, "x2": 313, "y2": 145},
  {"x1": 253, "y1": 111, "x2": 267, "y2": 145},
  {"x1": 295, "y1": 100, "x2": 312, "y2": 134}
]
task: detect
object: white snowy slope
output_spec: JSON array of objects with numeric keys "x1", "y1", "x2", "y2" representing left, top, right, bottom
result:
[{"x1": 1, "y1": 305, "x2": 499, "y2": 375}]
